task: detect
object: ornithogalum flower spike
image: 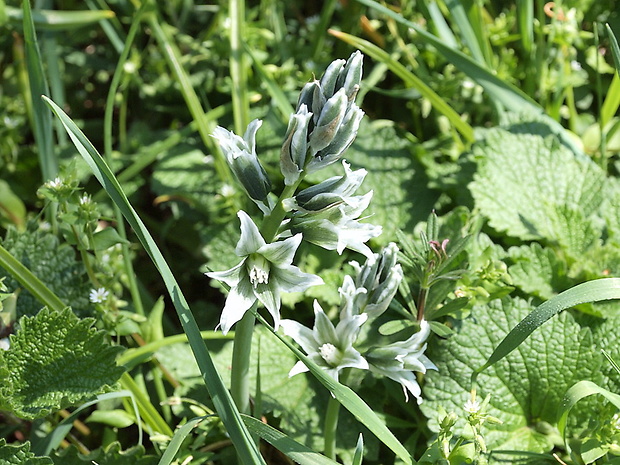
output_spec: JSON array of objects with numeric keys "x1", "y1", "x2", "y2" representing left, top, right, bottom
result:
[
  {"x1": 206, "y1": 211, "x2": 323, "y2": 334},
  {"x1": 280, "y1": 300, "x2": 368, "y2": 381}
]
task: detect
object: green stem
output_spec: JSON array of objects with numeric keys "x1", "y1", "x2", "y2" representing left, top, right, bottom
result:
[
  {"x1": 230, "y1": 309, "x2": 256, "y2": 414},
  {"x1": 229, "y1": 0, "x2": 250, "y2": 134},
  {"x1": 323, "y1": 368, "x2": 351, "y2": 459},
  {"x1": 103, "y1": 5, "x2": 146, "y2": 315}
]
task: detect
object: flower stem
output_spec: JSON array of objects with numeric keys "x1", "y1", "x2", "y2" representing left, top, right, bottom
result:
[
  {"x1": 230, "y1": 309, "x2": 256, "y2": 414},
  {"x1": 323, "y1": 368, "x2": 351, "y2": 459}
]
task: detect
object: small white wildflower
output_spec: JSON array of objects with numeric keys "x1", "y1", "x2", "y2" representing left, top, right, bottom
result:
[
  {"x1": 0, "y1": 337, "x2": 10, "y2": 350},
  {"x1": 220, "y1": 184, "x2": 235, "y2": 197},
  {"x1": 39, "y1": 222, "x2": 52, "y2": 232},
  {"x1": 462, "y1": 80, "x2": 475, "y2": 90},
  {"x1": 89, "y1": 287, "x2": 109, "y2": 304},
  {"x1": 79, "y1": 194, "x2": 91, "y2": 205},
  {"x1": 46, "y1": 177, "x2": 63, "y2": 189},
  {"x1": 570, "y1": 60, "x2": 582, "y2": 71},
  {"x1": 464, "y1": 398, "x2": 481, "y2": 414},
  {"x1": 613, "y1": 413, "x2": 620, "y2": 430},
  {"x1": 203, "y1": 155, "x2": 214, "y2": 165}
]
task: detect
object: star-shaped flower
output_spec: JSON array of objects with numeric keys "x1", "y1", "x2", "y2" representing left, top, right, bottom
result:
[
  {"x1": 366, "y1": 320, "x2": 437, "y2": 404},
  {"x1": 206, "y1": 211, "x2": 323, "y2": 334},
  {"x1": 280, "y1": 300, "x2": 368, "y2": 381}
]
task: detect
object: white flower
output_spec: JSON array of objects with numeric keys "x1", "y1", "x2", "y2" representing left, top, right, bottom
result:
[
  {"x1": 0, "y1": 337, "x2": 10, "y2": 350},
  {"x1": 89, "y1": 287, "x2": 109, "y2": 303},
  {"x1": 79, "y1": 194, "x2": 91, "y2": 205},
  {"x1": 367, "y1": 320, "x2": 437, "y2": 404},
  {"x1": 206, "y1": 211, "x2": 323, "y2": 334},
  {"x1": 280, "y1": 300, "x2": 368, "y2": 381},
  {"x1": 46, "y1": 177, "x2": 63, "y2": 189},
  {"x1": 464, "y1": 398, "x2": 481, "y2": 414}
]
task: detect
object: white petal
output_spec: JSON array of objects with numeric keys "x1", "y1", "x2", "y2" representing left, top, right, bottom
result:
[
  {"x1": 205, "y1": 261, "x2": 245, "y2": 287},
  {"x1": 335, "y1": 313, "x2": 367, "y2": 347},
  {"x1": 312, "y1": 301, "x2": 339, "y2": 344},
  {"x1": 339, "y1": 348, "x2": 369, "y2": 371},
  {"x1": 271, "y1": 265, "x2": 324, "y2": 294},
  {"x1": 219, "y1": 277, "x2": 256, "y2": 334},
  {"x1": 258, "y1": 234, "x2": 302, "y2": 266},
  {"x1": 235, "y1": 211, "x2": 266, "y2": 256},
  {"x1": 255, "y1": 284, "x2": 281, "y2": 328},
  {"x1": 288, "y1": 360, "x2": 310, "y2": 377},
  {"x1": 280, "y1": 319, "x2": 319, "y2": 355}
]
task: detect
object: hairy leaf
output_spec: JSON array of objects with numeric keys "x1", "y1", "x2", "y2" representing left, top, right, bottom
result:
[
  {"x1": 0, "y1": 439, "x2": 52, "y2": 465},
  {"x1": 0, "y1": 308, "x2": 125, "y2": 420},
  {"x1": 507, "y1": 243, "x2": 571, "y2": 299},
  {"x1": 0, "y1": 227, "x2": 91, "y2": 318},
  {"x1": 469, "y1": 127, "x2": 605, "y2": 249},
  {"x1": 420, "y1": 298, "x2": 603, "y2": 453},
  {"x1": 50, "y1": 443, "x2": 156, "y2": 465}
]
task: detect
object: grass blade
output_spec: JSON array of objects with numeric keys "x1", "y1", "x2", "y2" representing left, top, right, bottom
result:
[
  {"x1": 474, "y1": 278, "x2": 620, "y2": 379},
  {"x1": 156, "y1": 416, "x2": 210, "y2": 465},
  {"x1": 256, "y1": 313, "x2": 414, "y2": 465},
  {"x1": 444, "y1": 0, "x2": 486, "y2": 64},
  {"x1": 145, "y1": 12, "x2": 233, "y2": 188},
  {"x1": 606, "y1": 24, "x2": 620, "y2": 71},
  {"x1": 0, "y1": 244, "x2": 65, "y2": 313},
  {"x1": 556, "y1": 380, "x2": 620, "y2": 458},
  {"x1": 8, "y1": 5, "x2": 115, "y2": 30},
  {"x1": 516, "y1": 0, "x2": 533, "y2": 53},
  {"x1": 353, "y1": 0, "x2": 584, "y2": 156},
  {"x1": 243, "y1": 416, "x2": 340, "y2": 465},
  {"x1": 43, "y1": 97, "x2": 266, "y2": 465},
  {"x1": 330, "y1": 29, "x2": 474, "y2": 144},
  {"x1": 229, "y1": 0, "x2": 250, "y2": 134},
  {"x1": 22, "y1": 0, "x2": 56, "y2": 181}
]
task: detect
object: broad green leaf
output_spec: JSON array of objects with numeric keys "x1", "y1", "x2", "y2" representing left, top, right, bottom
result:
[
  {"x1": 7, "y1": 5, "x2": 115, "y2": 30},
  {"x1": 0, "y1": 307, "x2": 125, "y2": 420},
  {"x1": 50, "y1": 442, "x2": 156, "y2": 465},
  {"x1": 242, "y1": 415, "x2": 340, "y2": 465},
  {"x1": 0, "y1": 439, "x2": 52, "y2": 465},
  {"x1": 421, "y1": 298, "x2": 604, "y2": 453},
  {"x1": 476, "y1": 278, "x2": 620, "y2": 374},
  {"x1": 507, "y1": 243, "x2": 570, "y2": 300},
  {"x1": 0, "y1": 227, "x2": 90, "y2": 318},
  {"x1": 43, "y1": 97, "x2": 265, "y2": 465},
  {"x1": 469, "y1": 127, "x2": 605, "y2": 246}
]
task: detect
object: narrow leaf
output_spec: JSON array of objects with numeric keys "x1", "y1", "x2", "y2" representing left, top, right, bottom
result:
[
  {"x1": 557, "y1": 380, "x2": 620, "y2": 457},
  {"x1": 474, "y1": 278, "x2": 620, "y2": 377},
  {"x1": 606, "y1": 24, "x2": 620, "y2": 72},
  {"x1": 243, "y1": 415, "x2": 340, "y2": 465},
  {"x1": 157, "y1": 416, "x2": 209, "y2": 465},
  {"x1": 43, "y1": 97, "x2": 266, "y2": 465},
  {"x1": 22, "y1": 0, "x2": 56, "y2": 181},
  {"x1": 8, "y1": 5, "x2": 115, "y2": 30}
]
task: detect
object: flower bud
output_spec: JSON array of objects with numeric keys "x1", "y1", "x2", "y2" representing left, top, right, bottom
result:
[
  {"x1": 307, "y1": 104, "x2": 364, "y2": 174},
  {"x1": 280, "y1": 105, "x2": 313, "y2": 185},
  {"x1": 212, "y1": 120, "x2": 271, "y2": 201},
  {"x1": 349, "y1": 243, "x2": 403, "y2": 318},
  {"x1": 336, "y1": 51, "x2": 363, "y2": 101},
  {"x1": 319, "y1": 58, "x2": 347, "y2": 99},
  {"x1": 309, "y1": 89, "x2": 348, "y2": 153}
]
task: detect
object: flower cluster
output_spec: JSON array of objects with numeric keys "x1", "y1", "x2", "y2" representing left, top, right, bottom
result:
[
  {"x1": 281, "y1": 244, "x2": 436, "y2": 403},
  {"x1": 281, "y1": 51, "x2": 365, "y2": 185},
  {"x1": 206, "y1": 52, "x2": 435, "y2": 403}
]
